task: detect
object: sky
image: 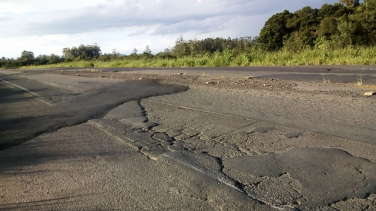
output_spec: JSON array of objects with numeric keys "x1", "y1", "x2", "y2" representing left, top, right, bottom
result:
[{"x1": 0, "y1": 0, "x2": 339, "y2": 58}]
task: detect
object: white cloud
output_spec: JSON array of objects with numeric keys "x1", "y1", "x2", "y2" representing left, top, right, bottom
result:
[{"x1": 0, "y1": 0, "x2": 339, "y2": 58}]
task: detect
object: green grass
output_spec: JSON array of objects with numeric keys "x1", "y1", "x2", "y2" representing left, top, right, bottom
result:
[{"x1": 22, "y1": 46, "x2": 376, "y2": 69}]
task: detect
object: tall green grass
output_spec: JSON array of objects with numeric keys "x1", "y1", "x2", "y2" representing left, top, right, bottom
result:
[{"x1": 23, "y1": 46, "x2": 376, "y2": 69}]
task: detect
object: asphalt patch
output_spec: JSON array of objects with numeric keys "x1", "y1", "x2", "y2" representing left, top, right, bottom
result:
[{"x1": 224, "y1": 148, "x2": 376, "y2": 208}]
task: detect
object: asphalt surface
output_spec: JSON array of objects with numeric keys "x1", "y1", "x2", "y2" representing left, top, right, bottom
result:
[{"x1": 1, "y1": 68, "x2": 376, "y2": 210}]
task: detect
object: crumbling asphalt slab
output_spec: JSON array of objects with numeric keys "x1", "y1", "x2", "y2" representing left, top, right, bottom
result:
[
  {"x1": 224, "y1": 148, "x2": 376, "y2": 208},
  {"x1": 88, "y1": 95, "x2": 376, "y2": 210}
]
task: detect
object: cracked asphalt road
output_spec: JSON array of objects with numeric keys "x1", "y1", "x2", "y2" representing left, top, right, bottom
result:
[{"x1": 1, "y1": 68, "x2": 376, "y2": 210}]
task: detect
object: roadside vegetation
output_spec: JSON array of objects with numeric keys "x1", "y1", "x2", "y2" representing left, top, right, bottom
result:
[{"x1": 1, "y1": 0, "x2": 375, "y2": 69}]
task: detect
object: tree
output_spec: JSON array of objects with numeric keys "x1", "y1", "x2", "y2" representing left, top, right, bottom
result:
[
  {"x1": 143, "y1": 45, "x2": 152, "y2": 55},
  {"x1": 141, "y1": 45, "x2": 152, "y2": 58},
  {"x1": 132, "y1": 48, "x2": 138, "y2": 55},
  {"x1": 164, "y1": 48, "x2": 172, "y2": 54},
  {"x1": 34, "y1": 54, "x2": 49, "y2": 65},
  {"x1": 155, "y1": 48, "x2": 176, "y2": 59},
  {"x1": 284, "y1": 31, "x2": 308, "y2": 52},
  {"x1": 20, "y1": 51, "x2": 34, "y2": 60},
  {"x1": 329, "y1": 16, "x2": 356, "y2": 47},
  {"x1": 259, "y1": 10, "x2": 294, "y2": 50},
  {"x1": 112, "y1": 49, "x2": 119, "y2": 57},
  {"x1": 318, "y1": 4, "x2": 338, "y2": 18},
  {"x1": 287, "y1": 7, "x2": 319, "y2": 30},
  {"x1": 286, "y1": 6, "x2": 319, "y2": 47},
  {"x1": 20, "y1": 51, "x2": 35, "y2": 65},
  {"x1": 62, "y1": 44, "x2": 101, "y2": 60},
  {"x1": 48, "y1": 54, "x2": 61, "y2": 64},
  {"x1": 172, "y1": 35, "x2": 190, "y2": 57},
  {"x1": 316, "y1": 17, "x2": 338, "y2": 38},
  {"x1": 130, "y1": 48, "x2": 139, "y2": 59},
  {"x1": 353, "y1": 0, "x2": 376, "y2": 44}
]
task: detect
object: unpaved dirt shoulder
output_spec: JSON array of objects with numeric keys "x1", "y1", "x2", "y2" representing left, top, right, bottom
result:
[{"x1": 14, "y1": 68, "x2": 376, "y2": 97}]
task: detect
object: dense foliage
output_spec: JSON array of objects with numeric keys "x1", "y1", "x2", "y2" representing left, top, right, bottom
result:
[
  {"x1": 62, "y1": 44, "x2": 102, "y2": 61},
  {"x1": 168, "y1": 35, "x2": 258, "y2": 57},
  {"x1": 1, "y1": 0, "x2": 375, "y2": 68},
  {"x1": 259, "y1": 0, "x2": 376, "y2": 51}
]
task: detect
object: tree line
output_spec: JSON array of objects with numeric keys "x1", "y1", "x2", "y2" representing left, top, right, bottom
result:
[
  {"x1": 1, "y1": 0, "x2": 375, "y2": 68},
  {"x1": 163, "y1": 0, "x2": 376, "y2": 55},
  {"x1": 0, "y1": 45, "x2": 100, "y2": 68},
  {"x1": 0, "y1": 51, "x2": 65, "y2": 68}
]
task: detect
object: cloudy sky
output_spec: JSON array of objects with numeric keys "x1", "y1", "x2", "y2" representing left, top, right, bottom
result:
[{"x1": 1, "y1": 0, "x2": 339, "y2": 58}]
